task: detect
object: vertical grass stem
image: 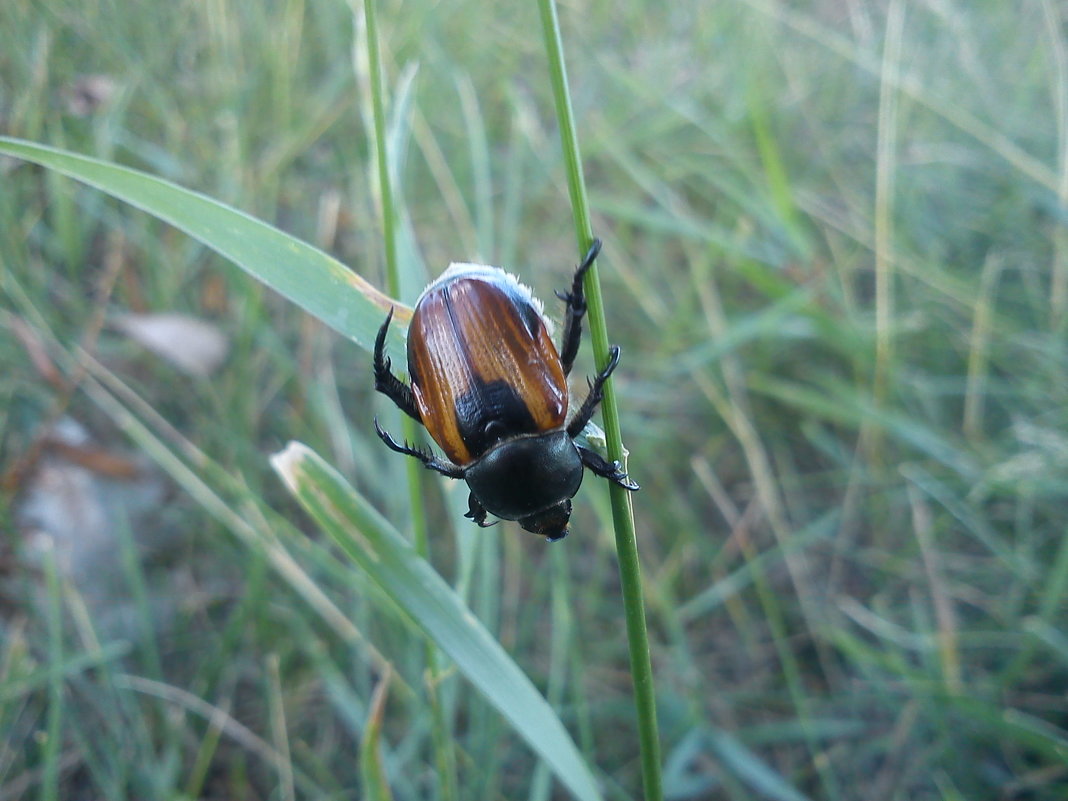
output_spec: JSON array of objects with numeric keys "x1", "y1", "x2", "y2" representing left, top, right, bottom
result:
[
  {"x1": 358, "y1": 2, "x2": 457, "y2": 798},
  {"x1": 537, "y1": 3, "x2": 663, "y2": 799},
  {"x1": 41, "y1": 543, "x2": 64, "y2": 801},
  {"x1": 867, "y1": 0, "x2": 904, "y2": 465}
]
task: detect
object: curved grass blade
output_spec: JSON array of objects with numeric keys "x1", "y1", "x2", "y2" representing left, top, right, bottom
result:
[
  {"x1": 271, "y1": 442, "x2": 603, "y2": 801},
  {"x1": 361, "y1": 669, "x2": 395, "y2": 801},
  {"x1": 705, "y1": 728, "x2": 812, "y2": 801},
  {"x1": 0, "y1": 137, "x2": 410, "y2": 355}
]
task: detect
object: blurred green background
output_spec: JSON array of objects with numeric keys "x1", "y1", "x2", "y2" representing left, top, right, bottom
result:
[{"x1": 3, "y1": 0, "x2": 1068, "y2": 799}]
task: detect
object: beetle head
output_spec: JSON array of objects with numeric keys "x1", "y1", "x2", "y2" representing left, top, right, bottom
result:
[
  {"x1": 518, "y1": 500, "x2": 573, "y2": 542},
  {"x1": 464, "y1": 430, "x2": 583, "y2": 540}
]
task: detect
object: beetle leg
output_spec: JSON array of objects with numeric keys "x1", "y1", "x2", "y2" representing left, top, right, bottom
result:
[
  {"x1": 374, "y1": 418, "x2": 466, "y2": 479},
  {"x1": 577, "y1": 446, "x2": 639, "y2": 491},
  {"x1": 373, "y1": 308, "x2": 422, "y2": 422},
  {"x1": 555, "y1": 238, "x2": 601, "y2": 376},
  {"x1": 566, "y1": 344, "x2": 620, "y2": 438},
  {"x1": 463, "y1": 492, "x2": 497, "y2": 528}
]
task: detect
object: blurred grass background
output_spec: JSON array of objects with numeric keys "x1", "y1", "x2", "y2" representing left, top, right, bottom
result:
[{"x1": 3, "y1": 0, "x2": 1068, "y2": 799}]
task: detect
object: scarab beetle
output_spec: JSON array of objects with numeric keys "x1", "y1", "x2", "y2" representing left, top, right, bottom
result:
[{"x1": 372, "y1": 238, "x2": 638, "y2": 542}]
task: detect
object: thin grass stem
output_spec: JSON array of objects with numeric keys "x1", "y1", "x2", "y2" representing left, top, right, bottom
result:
[
  {"x1": 358, "y1": 2, "x2": 457, "y2": 798},
  {"x1": 868, "y1": 0, "x2": 904, "y2": 465},
  {"x1": 537, "y1": 2, "x2": 662, "y2": 798},
  {"x1": 41, "y1": 545, "x2": 63, "y2": 801}
]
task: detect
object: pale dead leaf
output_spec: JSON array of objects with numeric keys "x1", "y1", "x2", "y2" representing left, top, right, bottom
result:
[
  {"x1": 63, "y1": 74, "x2": 117, "y2": 116},
  {"x1": 16, "y1": 418, "x2": 166, "y2": 590},
  {"x1": 113, "y1": 313, "x2": 229, "y2": 377}
]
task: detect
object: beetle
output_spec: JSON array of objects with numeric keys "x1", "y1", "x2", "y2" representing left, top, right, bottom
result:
[{"x1": 372, "y1": 238, "x2": 638, "y2": 542}]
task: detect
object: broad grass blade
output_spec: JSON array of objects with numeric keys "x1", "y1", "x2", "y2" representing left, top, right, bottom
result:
[
  {"x1": 0, "y1": 137, "x2": 409, "y2": 356},
  {"x1": 272, "y1": 442, "x2": 602, "y2": 801}
]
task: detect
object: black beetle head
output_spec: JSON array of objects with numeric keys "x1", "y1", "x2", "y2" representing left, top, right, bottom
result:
[
  {"x1": 518, "y1": 500, "x2": 573, "y2": 542},
  {"x1": 464, "y1": 430, "x2": 583, "y2": 539}
]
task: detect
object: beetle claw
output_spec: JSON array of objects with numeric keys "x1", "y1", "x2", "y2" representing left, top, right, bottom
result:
[
  {"x1": 609, "y1": 468, "x2": 640, "y2": 491},
  {"x1": 606, "y1": 461, "x2": 640, "y2": 490},
  {"x1": 576, "y1": 445, "x2": 640, "y2": 491},
  {"x1": 555, "y1": 289, "x2": 585, "y2": 312},
  {"x1": 463, "y1": 493, "x2": 497, "y2": 527},
  {"x1": 373, "y1": 310, "x2": 422, "y2": 422}
]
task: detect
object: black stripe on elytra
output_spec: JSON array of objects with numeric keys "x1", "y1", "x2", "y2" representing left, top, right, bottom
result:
[{"x1": 453, "y1": 377, "x2": 540, "y2": 458}]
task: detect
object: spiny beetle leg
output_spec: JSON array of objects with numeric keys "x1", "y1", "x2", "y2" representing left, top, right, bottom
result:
[
  {"x1": 567, "y1": 344, "x2": 621, "y2": 438},
  {"x1": 578, "y1": 446, "x2": 639, "y2": 491},
  {"x1": 556, "y1": 238, "x2": 602, "y2": 377},
  {"x1": 373, "y1": 308, "x2": 422, "y2": 422},
  {"x1": 373, "y1": 417, "x2": 465, "y2": 479}
]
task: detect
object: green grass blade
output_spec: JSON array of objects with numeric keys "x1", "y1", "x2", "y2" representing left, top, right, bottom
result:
[
  {"x1": 41, "y1": 545, "x2": 65, "y2": 801},
  {"x1": 271, "y1": 442, "x2": 603, "y2": 801},
  {"x1": 360, "y1": 670, "x2": 395, "y2": 801},
  {"x1": 706, "y1": 728, "x2": 812, "y2": 801},
  {"x1": 0, "y1": 137, "x2": 406, "y2": 354}
]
